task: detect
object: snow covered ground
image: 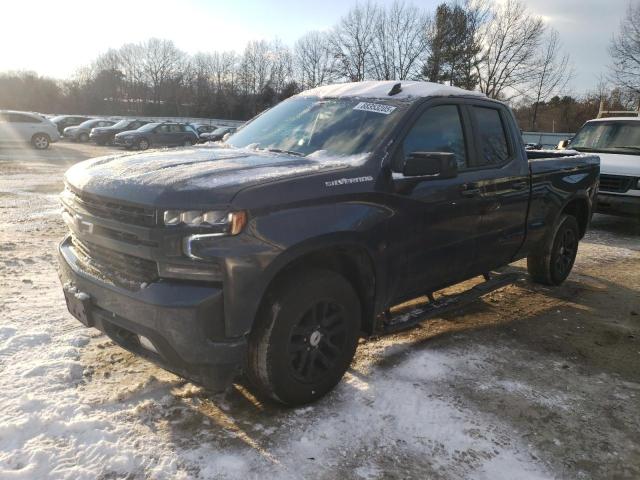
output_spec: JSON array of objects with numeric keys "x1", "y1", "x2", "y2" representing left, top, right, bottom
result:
[{"x1": 0, "y1": 143, "x2": 638, "y2": 479}]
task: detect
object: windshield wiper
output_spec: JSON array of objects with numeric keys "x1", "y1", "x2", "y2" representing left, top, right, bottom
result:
[
  {"x1": 617, "y1": 146, "x2": 640, "y2": 151},
  {"x1": 266, "y1": 148, "x2": 304, "y2": 157}
]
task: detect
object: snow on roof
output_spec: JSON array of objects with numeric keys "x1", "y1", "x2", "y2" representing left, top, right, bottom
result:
[
  {"x1": 298, "y1": 80, "x2": 486, "y2": 100},
  {"x1": 587, "y1": 116, "x2": 640, "y2": 122}
]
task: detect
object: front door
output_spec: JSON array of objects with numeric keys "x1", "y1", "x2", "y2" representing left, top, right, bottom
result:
[{"x1": 388, "y1": 102, "x2": 482, "y2": 300}]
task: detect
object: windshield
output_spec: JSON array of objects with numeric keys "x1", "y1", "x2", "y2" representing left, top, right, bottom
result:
[
  {"x1": 112, "y1": 120, "x2": 130, "y2": 129},
  {"x1": 571, "y1": 121, "x2": 640, "y2": 154},
  {"x1": 78, "y1": 119, "x2": 99, "y2": 128},
  {"x1": 138, "y1": 122, "x2": 161, "y2": 132},
  {"x1": 227, "y1": 96, "x2": 406, "y2": 157}
]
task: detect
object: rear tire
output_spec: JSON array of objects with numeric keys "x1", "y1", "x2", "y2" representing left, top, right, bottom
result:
[
  {"x1": 31, "y1": 133, "x2": 50, "y2": 150},
  {"x1": 247, "y1": 269, "x2": 361, "y2": 406},
  {"x1": 527, "y1": 214, "x2": 579, "y2": 286}
]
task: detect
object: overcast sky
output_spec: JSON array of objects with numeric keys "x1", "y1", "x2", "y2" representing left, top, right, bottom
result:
[{"x1": 0, "y1": 0, "x2": 631, "y2": 94}]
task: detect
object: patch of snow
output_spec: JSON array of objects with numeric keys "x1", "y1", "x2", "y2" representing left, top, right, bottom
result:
[{"x1": 299, "y1": 80, "x2": 486, "y2": 100}]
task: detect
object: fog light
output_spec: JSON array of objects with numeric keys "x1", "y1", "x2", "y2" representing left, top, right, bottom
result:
[{"x1": 138, "y1": 335, "x2": 158, "y2": 354}]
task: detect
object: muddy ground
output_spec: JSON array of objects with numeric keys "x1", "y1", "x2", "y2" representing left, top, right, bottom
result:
[{"x1": 0, "y1": 141, "x2": 638, "y2": 479}]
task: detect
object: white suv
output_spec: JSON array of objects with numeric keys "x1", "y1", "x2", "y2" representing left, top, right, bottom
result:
[
  {"x1": 0, "y1": 110, "x2": 61, "y2": 149},
  {"x1": 569, "y1": 117, "x2": 640, "y2": 218}
]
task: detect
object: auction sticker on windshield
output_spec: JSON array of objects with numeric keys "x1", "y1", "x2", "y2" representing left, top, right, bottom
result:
[{"x1": 353, "y1": 102, "x2": 397, "y2": 115}]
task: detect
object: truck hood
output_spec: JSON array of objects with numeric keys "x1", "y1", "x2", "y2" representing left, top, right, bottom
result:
[
  {"x1": 597, "y1": 152, "x2": 640, "y2": 176},
  {"x1": 64, "y1": 145, "x2": 365, "y2": 207}
]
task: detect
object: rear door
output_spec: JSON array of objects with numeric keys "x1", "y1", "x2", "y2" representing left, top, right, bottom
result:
[
  {"x1": 5, "y1": 113, "x2": 42, "y2": 142},
  {"x1": 388, "y1": 100, "x2": 482, "y2": 299},
  {"x1": 464, "y1": 101, "x2": 530, "y2": 273},
  {"x1": 170, "y1": 124, "x2": 187, "y2": 145}
]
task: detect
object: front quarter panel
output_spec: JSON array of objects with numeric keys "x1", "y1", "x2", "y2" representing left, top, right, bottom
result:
[{"x1": 198, "y1": 168, "x2": 394, "y2": 337}]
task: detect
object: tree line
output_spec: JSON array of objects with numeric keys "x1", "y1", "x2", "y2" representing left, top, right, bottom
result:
[{"x1": 1, "y1": 0, "x2": 638, "y2": 132}]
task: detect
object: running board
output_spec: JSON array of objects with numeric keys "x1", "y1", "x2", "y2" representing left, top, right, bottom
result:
[{"x1": 380, "y1": 272, "x2": 521, "y2": 335}]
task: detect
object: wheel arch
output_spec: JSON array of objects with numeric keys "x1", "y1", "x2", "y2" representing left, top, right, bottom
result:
[
  {"x1": 252, "y1": 239, "x2": 378, "y2": 337},
  {"x1": 560, "y1": 196, "x2": 590, "y2": 238}
]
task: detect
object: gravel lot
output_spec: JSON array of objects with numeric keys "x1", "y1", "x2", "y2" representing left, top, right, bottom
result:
[{"x1": 0, "y1": 141, "x2": 638, "y2": 479}]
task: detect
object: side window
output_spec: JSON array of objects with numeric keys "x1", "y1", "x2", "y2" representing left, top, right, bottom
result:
[
  {"x1": 7, "y1": 113, "x2": 40, "y2": 123},
  {"x1": 401, "y1": 105, "x2": 467, "y2": 170},
  {"x1": 157, "y1": 125, "x2": 170, "y2": 133},
  {"x1": 472, "y1": 107, "x2": 510, "y2": 166},
  {"x1": 170, "y1": 124, "x2": 184, "y2": 133}
]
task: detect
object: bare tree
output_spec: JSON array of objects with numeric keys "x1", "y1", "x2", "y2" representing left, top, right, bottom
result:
[
  {"x1": 238, "y1": 40, "x2": 272, "y2": 95},
  {"x1": 609, "y1": 1, "x2": 640, "y2": 95},
  {"x1": 369, "y1": 1, "x2": 431, "y2": 80},
  {"x1": 294, "y1": 31, "x2": 336, "y2": 89},
  {"x1": 140, "y1": 38, "x2": 186, "y2": 104},
  {"x1": 476, "y1": 0, "x2": 545, "y2": 100},
  {"x1": 268, "y1": 39, "x2": 294, "y2": 95},
  {"x1": 331, "y1": 2, "x2": 379, "y2": 81},
  {"x1": 527, "y1": 29, "x2": 572, "y2": 130}
]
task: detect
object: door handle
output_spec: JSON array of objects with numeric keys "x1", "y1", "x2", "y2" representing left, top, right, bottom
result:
[
  {"x1": 460, "y1": 184, "x2": 481, "y2": 197},
  {"x1": 512, "y1": 180, "x2": 528, "y2": 190}
]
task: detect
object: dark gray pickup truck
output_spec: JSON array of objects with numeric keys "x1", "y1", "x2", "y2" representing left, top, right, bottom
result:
[{"x1": 57, "y1": 81, "x2": 599, "y2": 406}]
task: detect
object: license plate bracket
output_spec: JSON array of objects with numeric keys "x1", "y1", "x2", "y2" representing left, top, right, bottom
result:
[{"x1": 63, "y1": 286, "x2": 94, "y2": 327}]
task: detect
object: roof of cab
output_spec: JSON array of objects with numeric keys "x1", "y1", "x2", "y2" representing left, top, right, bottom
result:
[
  {"x1": 587, "y1": 116, "x2": 640, "y2": 123},
  {"x1": 297, "y1": 80, "x2": 486, "y2": 100}
]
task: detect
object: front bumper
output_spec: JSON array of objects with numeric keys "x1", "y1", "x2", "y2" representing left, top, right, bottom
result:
[
  {"x1": 57, "y1": 236, "x2": 246, "y2": 390},
  {"x1": 114, "y1": 136, "x2": 135, "y2": 147},
  {"x1": 63, "y1": 131, "x2": 80, "y2": 140},
  {"x1": 596, "y1": 193, "x2": 640, "y2": 217},
  {"x1": 89, "y1": 132, "x2": 113, "y2": 143}
]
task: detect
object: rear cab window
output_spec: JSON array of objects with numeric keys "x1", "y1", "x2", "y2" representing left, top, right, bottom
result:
[{"x1": 471, "y1": 106, "x2": 510, "y2": 166}]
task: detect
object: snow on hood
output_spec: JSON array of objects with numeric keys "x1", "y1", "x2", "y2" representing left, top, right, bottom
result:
[
  {"x1": 64, "y1": 145, "x2": 368, "y2": 205},
  {"x1": 298, "y1": 80, "x2": 486, "y2": 100},
  {"x1": 595, "y1": 152, "x2": 640, "y2": 177}
]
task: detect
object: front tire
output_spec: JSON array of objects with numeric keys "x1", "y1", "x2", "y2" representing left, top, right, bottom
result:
[
  {"x1": 137, "y1": 138, "x2": 150, "y2": 150},
  {"x1": 527, "y1": 214, "x2": 579, "y2": 286},
  {"x1": 247, "y1": 269, "x2": 361, "y2": 406},
  {"x1": 78, "y1": 132, "x2": 89, "y2": 143},
  {"x1": 31, "y1": 133, "x2": 50, "y2": 150}
]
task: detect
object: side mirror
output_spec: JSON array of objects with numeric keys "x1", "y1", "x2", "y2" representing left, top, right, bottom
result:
[
  {"x1": 403, "y1": 152, "x2": 458, "y2": 179},
  {"x1": 557, "y1": 140, "x2": 570, "y2": 150}
]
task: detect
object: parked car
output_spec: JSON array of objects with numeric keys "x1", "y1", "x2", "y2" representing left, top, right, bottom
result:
[
  {"x1": 64, "y1": 119, "x2": 115, "y2": 142},
  {"x1": 525, "y1": 142, "x2": 542, "y2": 150},
  {"x1": 199, "y1": 126, "x2": 237, "y2": 143},
  {"x1": 0, "y1": 110, "x2": 61, "y2": 149},
  {"x1": 113, "y1": 122, "x2": 198, "y2": 150},
  {"x1": 57, "y1": 80, "x2": 599, "y2": 406},
  {"x1": 90, "y1": 119, "x2": 151, "y2": 145},
  {"x1": 566, "y1": 117, "x2": 639, "y2": 217},
  {"x1": 190, "y1": 123, "x2": 218, "y2": 136},
  {"x1": 50, "y1": 115, "x2": 92, "y2": 135}
]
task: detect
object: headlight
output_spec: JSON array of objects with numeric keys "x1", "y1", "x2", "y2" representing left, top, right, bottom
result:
[
  {"x1": 163, "y1": 209, "x2": 246, "y2": 233},
  {"x1": 163, "y1": 209, "x2": 236, "y2": 227},
  {"x1": 636, "y1": 178, "x2": 640, "y2": 189}
]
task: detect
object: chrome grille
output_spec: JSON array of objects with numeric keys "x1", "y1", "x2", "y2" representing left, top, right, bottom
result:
[
  {"x1": 63, "y1": 188, "x2": 156, "y2": 227},
  {"x1": 599, "y1": 174, "x2": 634, "y2": 193},
  {"x1": 71, "y1": 235, "x2": 158, "y2": 290}
]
